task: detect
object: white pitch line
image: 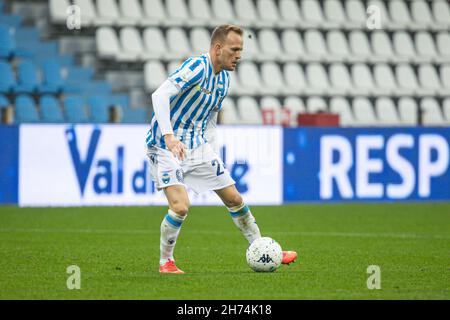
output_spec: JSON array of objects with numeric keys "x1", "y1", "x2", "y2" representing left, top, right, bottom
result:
[{"x1": 0, "y1": 228, "x2": 448, "y2": 240}]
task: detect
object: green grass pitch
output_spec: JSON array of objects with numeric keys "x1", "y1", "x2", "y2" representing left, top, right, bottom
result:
[{"x1": 0, "y1": 203, "x2": 449, "y2": 300}]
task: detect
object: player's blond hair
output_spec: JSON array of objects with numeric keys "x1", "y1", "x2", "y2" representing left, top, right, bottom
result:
[{"x1": 210, "y1": 24, "x2": 243, "y2": 46}]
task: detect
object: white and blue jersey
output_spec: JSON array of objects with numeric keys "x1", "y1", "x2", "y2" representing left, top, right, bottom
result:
[{"x1": 146, "y1": 53, "x2": 230, "y2": 150}]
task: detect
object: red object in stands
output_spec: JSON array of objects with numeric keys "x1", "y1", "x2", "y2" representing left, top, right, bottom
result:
[
  {"x1": 297, "y1": 113, "x2": 340, "y2": 127},
  {"x1": 262, "y1": 108, "x2": 276, "y2": 124}
]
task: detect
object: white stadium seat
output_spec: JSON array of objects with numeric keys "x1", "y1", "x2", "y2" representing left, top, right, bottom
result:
[
  {"x1": 118, "y1": 0, "x2": 142, "y2": 26},
  {"x1": 260, "y1": 96, "x2": 282, "y2": 124},
  {"x1": 420, "y1": 98, "x2": 446, "y2": 126},
  {"x1": 278, "y1": 0, "x2": 302, "y2": 28},
  {"x1": 259, "y1": 29, "x2": 284, "y2": 61},
  {"x1": 142, "y1": 0, "x2": 167, "y2": 26},
  {"x1": 96, "y1": 27, "x2": 121, "y2": 59},
  {"x1": 411, "y1": 0, "x2": 434, "y2": 30},
  {"x1": 306, "y1": 96, "x2": 327, "y2": 113},
  {"x1": 418, "y1": 64, "x2": 444, "y2": 95},
  {"x1": 237, "y1": 96, "x2": 263, "y2": 124},
  {"x1": 211, "y1": 0, "x2": 237, "y2": 26},
  {"x1": 234, "y1": 0, "x2": 258, "y2": 27},
  {"x1": 306, "y1": 63, "x2": 330, "y2": 95},
  {"x1": 241, "y1": 29, "x2": 259, "y2": 61},
  {"x1": 238, "y1": 61, "x2": 263, "y2": 95},
  {"x1": 440, "y1": 65, "x2": 450, "y2": 89},
  {"x1": 398, "y1": 97, "x2": 418, "y2": 125},
  {"x1": 281, "y1": 29, "x2": 306, "y2": 61},
  {"x1": 260, "y1": 62, "x2": 287, "y2": 95},
  {"x1": 371, "y1": 31, "x2": 396, "y2": 63},
  {"x1": 349, "y1": 30, "x2": 372, "y2": 62},
  {"x1": 327, "y1": 30, "x2": 351, "y2": 62},
  {"x1": 166, "y1": 27, "x2": 191, "y2": 60},
  {"x1": 323, "y1": 0, "x2": 347, "y2": 29},
  {"x1": 329, "y1": 63, "x2": 352, "y2": 95},
  {"x1": 189, "y1": 27, "x2": 210, "y2": 55},
  {"x1": 119, "y1": 27, "x2": 147, "y2": 61},
  {"x1": 387, "y1": 0, "x2": 412, "y2": 30},
  {"x1": 351, "y1": 63, "x2": 375, "y2": 95},
  {"x1": 283, "y1": 62, "x2": 308, "y2": 95},
  {"x1": 301, "y1": 0, "x2": 327, "y2": 28},
  {"x1": 144, "y1": 60, "x2": 167, "y2": 92},
  {"x1": 345, "y1": 0, "x2": 366, "y2": 29},
  {"x1": 436, "y1": 32, "x2": 450, "y2": 61},
  {"x1": 188, "y1": 0, "x2": 214, "y2": 27},
  {"x1": 283, "y1": 96, "x2": 306, "y2": 126},
  {"x1": 396, "y1": 64, "x2": 419, "y2": 94},
  {"x1": 227, "y1": 71, "x2": 243, "y2": 96},
  {"x1": 73, "y1": 0, "x2": 97, "y2": 27},
  {"x1": 96, "y1": 0, "x2": 133, "y2": 26},
  {"x1": 373, "y1": 63, "x2": 398, "y2": 95},
  {"x1": 432, "y1": 0, "x2": 450, "y2": 30},
  {"x1": 220, "y1": 99, "x2": 240, "y2": 124},
  {"x1": 143, "y1": 27, "x2": 172, "y2": 60},
  {"x1": 49, "y1": 0, "x2": 69, "y2": 24},
  {"x1": 352, "y1": 97, "x2": 378, "y2": 126},
  {"x1": 330, "y1": 97, "x2": 355, "y2": 126},
  {"x1": 256, "y1": 0, "x2": 280, "y2": 28},
  {"x1": 375, "y1": 97, "x2": 401, "y2": 125},
  {"x1": 415, "y1": 32, "x2": 438, "y2": 62},
  {"x1": 393, "y1": 31, "x2": 417, "y2": 62},
  {"x1": 304, "y1": 30, "x2": 328, "y2": 61}
]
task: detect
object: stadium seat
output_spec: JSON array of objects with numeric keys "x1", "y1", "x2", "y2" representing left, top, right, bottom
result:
[
  {"x1": 96, "y1": 0, "x2": 134, "y2": 26},
  {"x1": 188, "y1": 0, "x2": 215, "y2": 27},
  {"x1": 306, "y1": 96, "x2": 327, "y2": 113},
  {"x1": 0, "y1": 61, "x2": 16, "y2": 93},
  {"x1": 260, "y1": 95, "x2": 282, "y2": 124},
  {"x1": 260, "y1": 62, "x2": 286, "y2": 95},
  {"x1": 121, "y1": 106, "x2": 147, "y2": 123},
  {"x1": 88, "y1": 95, "x2": 110, "y2": 123},
  {"x1": 432, "y1": 0, "x2": 450, "y2": 30},
  {"x1": 420, "y1": 98, "x2": 446, "y2": 126},
  {"x1": 415, "y1": 31, "x2": 438, "y2": 62},
  {"x1": 283, "y1": 96, "x2": 305, "y2": 126},
  {"x1": 441, "y1": 65, "x2": 450, "y2": 89},
  {"x1": 371, "y1": 31, "x2": 397, "y2": 63},
  {"x1": 165, "y1": 0, "x2": 191, "y2": 27},
  {"x1": 345, "y1": 0, "x2": 366, "y2": 29},
  {"x1": 241, "y1": 29, "x2": 259, "y2": 61},
  {"x1": 393, "y1": 31, "x2": 417, "y2": 62},
  {"x1": 234, "y1": 0, "x2": 258, "y2": 27},
  {"x1": 109, "y1": 93, "x2": 130, "y2": 110},
  {"x1": 387, "y1": 0, "x2": 413, "y2": 30},
  {"x1": 375, "y1": 97, "x2": 401, "y2": 125},
  {"x1": 351, "y1": 63, "x2": 376, "y2": 95},
  {"x1": 118, "y1": 0, "x2": 143, "y2": 26},
  {"x1": 119, "y1": 27, "x2": 148, "y2": 61},
  {"x1": 323, "y1": 0, "x2": 347, "y2": 29},
  {"x1": 211, "y1": 0, "x2": 237, "y2": 26},
  {"x1": 166, "y1": 27, "x2": 191, "y2": 60},
  {"x1": 411, "y1": 0, "x2": 433, "y2": 30},
  {"x1": 259, "y1": 29, "x2": 284, "y2": 61},
  {"x1": 395, "y1": 64, "x2": 420, "y2": 95},
  {"x1": 64, "y1": 96, "x2": 89, "y2": 123},
  {"x1": 281, "y1": 29, "x2": 305, "y2": 61},
  {"x1": 219, "y1": 98, "x2": 239, "y2": 124},
  {"x1": 0, "y1": 93, "x2": 9, "y2": 108},
  {"x1": 189, "y1": 27, "x2": 210, "y2": 55},
  {"x1": 237, "y1": 61, "x2": 263, "y2": 95},
  {"x1": 304, "y1": 30, "x2": 328, "y2": 62},
  {"x1": 39, "y1": 60, "x2": 64, "y2": 94},
  {"x1": 329, "y1": 97, "x2": 355, "y2": 126},
  {"x1": 436, "y1": 32, "x2": 450, "y2": 61},
  {"x1": 96, "y1": 27, "x2": 121, "y2": 60},
  {"x1": 398, "y1": 97, "x2": 418, "y2": 125},
  {"x1": 143, "y1": 27, "x2": 173, "y2": 60},
  {"x1": 443, "y1": 98, "x2": 450, "y2": 123},
  {"x1": 278, "y1": 0, "x2": 302, "y2": 28},
  {"x1": 15, "y1": 94, "x2": 39, "y2": 123},
  {"x1": 236, "y1": 96, "x2": 262, "y2": 124},
  {"x1": 418, "y1": 64, "x2": 444, "y2": 95},
  {"x1": 283, "y1": 62, "x2": 308, "y2": 95},
  {"x1": 306, "y1": 63, "x2": 330, "y2": 95},
  {"x1": 373, "y1": 63, "x2": 398, "y2": 95},
  {"x1": 16, "y1": 60, "x2": 40, "y2": 93},
  {"x1": 0, "y1": 25, "x2": 31, "y2": 59},
  {"x1": 256, "y1": 0, "x2": 280, "y2": 28},
  {"x1": 329, "y1": 63, "x2": 352, "y2": 95},
  {"x1": 49, "y1": 0, "x2": 69, "y2": 24},
  {"x1": 39, "y1": 95, "x2": 64, "y2": 123},
  {"x1": 301, "y1": 0, "x2": 327, "y2": 28},
  {"x1": 352, "y1": 97, "x2": 378, "y2": 126},
  {"x1": 327, "y1": 30, "x2": 351, "y2": 62},
  {"x1": 349, "y1": 30, "x2": 372, "y2": 62},
  {"x1": 142, "y1": 0, "x2": 167, "y2": 26},
  {"x1": 73, "y1": 0, "x2": 97, "y2": 27},
  {"x1": 144, "y1": 60, "x2": 167, "y2": 92},
  {"x1": 227, "y1": 71, "x2": 243, "y2": 95}
]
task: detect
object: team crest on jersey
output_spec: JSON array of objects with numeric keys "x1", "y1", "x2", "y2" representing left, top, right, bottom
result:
[
  {"x1": 176, "y1": 169, "x2": 184, "y2": 183},
  {"x1": 161, "y1": 172, "x2": 171, "y2": 184},
  {"x1": 195, "y1": 84, "x2": 212, "y2": 95}
]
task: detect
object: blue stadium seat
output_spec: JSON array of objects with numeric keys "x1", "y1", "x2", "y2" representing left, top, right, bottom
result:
[
  {"x1": 64, "y1": 96, "x2": 89, "y2": 123},
  {"x1": 64, "y1": 66, "x2": 94, "y2": 93},
  {"x1": 0, "y1": 60, "x2": 16, "y2": 93},
  {"x1": 0, "y1": 24, "x2": 32, "y2": 58},
  {"x1": 110, "y1": 94, "x2": 130, "y2": 109},
  {"x1": 40, "y1": 95, "x2": 64, "y2": 123},
  {"x1": 0, "y1": 93, "x2": 9, "y2": 108},
  {"x1": 15, "y1": 94, "x2": 39, "y2": 123},
  {"x1": 16, "y1": 60, "x2": 39, "y2": 93},
  {"x1": 121, "y1": 107, "x2": 148, "y2": 123},
  {"x1": 0, "y1": 13, "x2": 23, "y2": 28},
  {"x1": 88, "y1": 95, "x2": 110, "y2": 123},
  {"x1": 39, "y1": 60, "x2": 64, "y2": 94}
]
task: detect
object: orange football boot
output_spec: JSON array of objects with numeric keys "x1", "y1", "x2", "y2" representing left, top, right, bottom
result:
[
  {"x1": 159, "y1": 259, "x2": 185, "y2": 274},
  {"x1": 282, "y1": 251, "x2": 298, "y2": 265}
]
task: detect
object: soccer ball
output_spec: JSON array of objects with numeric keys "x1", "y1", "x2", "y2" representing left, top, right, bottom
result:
[{"x1": 246, "y1": 237, "x2": 283, "y2": 272}]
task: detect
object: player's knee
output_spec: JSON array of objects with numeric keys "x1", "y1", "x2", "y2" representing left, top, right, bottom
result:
[
  {"x1": 225, "y1": 193, "x2": 243, "y2": 208},
  {"x1": 170, "y1": 200, "x2": 190, "y2": 216}
]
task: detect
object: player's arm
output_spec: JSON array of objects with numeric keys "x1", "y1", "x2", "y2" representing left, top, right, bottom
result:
[{"x1": 151, "y1": 79, "x2": 187, "y2": 161}]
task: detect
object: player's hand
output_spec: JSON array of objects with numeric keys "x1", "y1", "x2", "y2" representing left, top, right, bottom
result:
[{"x1": 164, "y1": 134, "x2": 187, "y2": 161}]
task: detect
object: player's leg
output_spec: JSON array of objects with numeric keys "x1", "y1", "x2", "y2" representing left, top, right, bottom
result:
[
  {"x1": 214, "y1": 184, "x2": 261, "y2": 243},
  {"x1": 158, "y1": 184, "x2": 190, "y2": 273},
  {"x1": 214, "y1": 185, "x2": 297, "y2": 265}
]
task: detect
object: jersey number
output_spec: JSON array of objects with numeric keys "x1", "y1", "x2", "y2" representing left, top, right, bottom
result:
[{"x1": 211, "y1": 159, "x2": 224, "y2": 176}]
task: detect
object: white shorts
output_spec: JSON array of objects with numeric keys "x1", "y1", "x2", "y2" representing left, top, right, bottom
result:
[{"x1": 146, "y1": 143, "x2": 235, "y2": 194}]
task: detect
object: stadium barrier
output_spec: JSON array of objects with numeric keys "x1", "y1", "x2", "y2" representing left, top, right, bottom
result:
[{"x1": 0, "y1": 125, "x2": 449, "y2": 206}]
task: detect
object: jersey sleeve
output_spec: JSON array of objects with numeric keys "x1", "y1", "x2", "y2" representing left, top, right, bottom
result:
[{"x1": 168, "y1": 58, "x2": 205, "y2": 92}]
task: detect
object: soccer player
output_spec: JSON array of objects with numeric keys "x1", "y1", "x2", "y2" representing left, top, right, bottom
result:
[{"x1": 146, "y1": 24, "x2": 297, "y2": 273}]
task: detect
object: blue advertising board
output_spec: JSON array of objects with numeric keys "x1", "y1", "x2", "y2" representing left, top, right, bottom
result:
[
  {"x1": 0, "y1": 125, "x2": 18, "y2": 204},
  {"x1": 284, "y1": 127, "x2": 450, "y2": 202}
]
